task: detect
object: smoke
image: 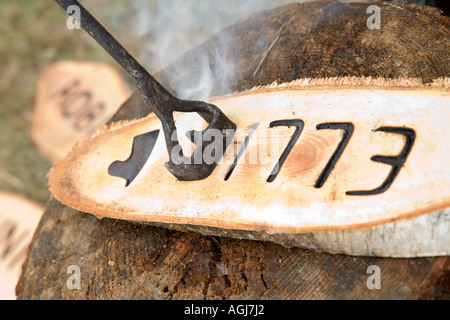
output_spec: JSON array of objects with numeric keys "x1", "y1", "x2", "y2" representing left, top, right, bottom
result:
[{"x1": 129, "y1": 0, "x2": 298, "y2": 100}]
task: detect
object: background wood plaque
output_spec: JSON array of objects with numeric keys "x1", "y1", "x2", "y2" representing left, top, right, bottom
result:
[
  {"x1": 0, "y1": 192, "x2": 43, "y2": 299},
  {"x1": 30, "y1": 60, "x2": 131, "y2": 162}
]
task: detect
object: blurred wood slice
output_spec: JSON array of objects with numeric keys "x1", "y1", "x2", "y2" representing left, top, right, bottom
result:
[
  {"x1": 48, "y1": 77, "x2": 450, "y2": 257},
  {"x1": 0, "y1": 192, "x2": 43, "y2": 299},
  {"x1": 30, "y1": 60, "x2": 131, "y2": 162}
]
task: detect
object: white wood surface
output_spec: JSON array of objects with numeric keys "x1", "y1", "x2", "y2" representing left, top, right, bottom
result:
[{"x1": 48, "y1": 78, "x2": 450, "y2": 256}]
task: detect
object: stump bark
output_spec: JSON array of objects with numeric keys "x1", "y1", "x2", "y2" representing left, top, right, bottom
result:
[{"x1": 17, "y1": 0, "x2": 450, "y2": 299}]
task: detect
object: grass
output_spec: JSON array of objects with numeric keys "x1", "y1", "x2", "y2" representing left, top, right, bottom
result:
[{"x1": 0, "y1": 0, "x2": 118, "y2": 204}]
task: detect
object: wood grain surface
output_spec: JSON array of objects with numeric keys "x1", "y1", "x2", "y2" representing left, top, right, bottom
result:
[{"x1": 47, "y1": 79, "x2": 450, "y2": 257}]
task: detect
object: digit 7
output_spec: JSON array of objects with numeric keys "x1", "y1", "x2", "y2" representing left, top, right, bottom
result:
[
  {"x1": 267, "y1": 119, "x2": 304, "y2": 183},
  {"x1": 314, "y1": 123, "x2": 354, "y2": 188},
  {"x1": 266, "y1": 121, "x2": 354, "y2": 186}
]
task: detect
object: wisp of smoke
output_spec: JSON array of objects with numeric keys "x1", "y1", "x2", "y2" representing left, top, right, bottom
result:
[{"x1": 129, "y1": 0, "x2": 298, "y2": 100}]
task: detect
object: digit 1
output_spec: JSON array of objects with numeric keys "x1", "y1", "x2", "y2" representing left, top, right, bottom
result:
[
  {"x1": 346, "y1": 126, "x2": 416, "y2": 196},
  {"x1": 224, "y1": 123, "x2": 259, "y2": 181},
  {"x1": 267, "y1": 119, "x2": 304, "y2": 183},
  {"x1": 314, "y1": 122, "x2": 354, "y2": 188}
]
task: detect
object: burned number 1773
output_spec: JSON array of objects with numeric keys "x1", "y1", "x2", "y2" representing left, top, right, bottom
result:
[{"x1": 108, "y1": 119, "x2": 416, "y2": 197}]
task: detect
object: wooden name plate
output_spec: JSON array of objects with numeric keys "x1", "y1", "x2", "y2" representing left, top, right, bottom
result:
[
  {"x1": 31, "y1": 60, "x2": 131, "y2": 162},
  {"x1": 0, "y1": 192, "x2": 43, "y2": 299},
  {"x1": 48, "y1": 77, "x2": 450, "y2": 257}
]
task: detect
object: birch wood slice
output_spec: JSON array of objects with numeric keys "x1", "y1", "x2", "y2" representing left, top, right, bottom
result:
[
  {"x1": 17, "y1": 0, "x2": 450, "y2": 299},
  {"x1": 30, "y1": 60, "x2": 131, "y2": 162},
  {"x1": 0, "y1": 192, "x2": 44, "y2": 299},
  {"x1": 48, "y1": 78, "x2": 450, "y2": 257}
]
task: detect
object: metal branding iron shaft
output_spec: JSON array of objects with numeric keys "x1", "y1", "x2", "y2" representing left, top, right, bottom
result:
[{"x1": 54, "y1": 0, "x2": 236, "y2": 181}]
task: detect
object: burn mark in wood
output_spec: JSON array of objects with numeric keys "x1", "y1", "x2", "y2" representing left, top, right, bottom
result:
[
  {"x1": 0, "y1": 219, "x2": 30, "y2": 270},
  {"x1": 314, "y1": 122, "x2": 354, "y2": 189},
  {"x1": 267, "y1": 119, "x2": 304, "y2": 183},
  {"x1": 347, "y1": 126, "x2": 416, "y2": 196},
  {"x1": 52, "y1": 78, "x2": 107, "y2": 131},
  {"x1": 72, "y1": 101, "x2": 106, "y2": 131},
  {"x1": 61, "y1": 91, "x2": 92, "y2": 118},
  {"x1": 108, "y1": 130, "x2": 160, "y2": 187},
  {"x1": 224, "y1": 123, "x2": 259, "y2": 181}
]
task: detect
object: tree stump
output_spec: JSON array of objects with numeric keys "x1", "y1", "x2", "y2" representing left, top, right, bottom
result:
[{"x1": 17, "y1": 0, "x2": 449, "y2": 299}]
